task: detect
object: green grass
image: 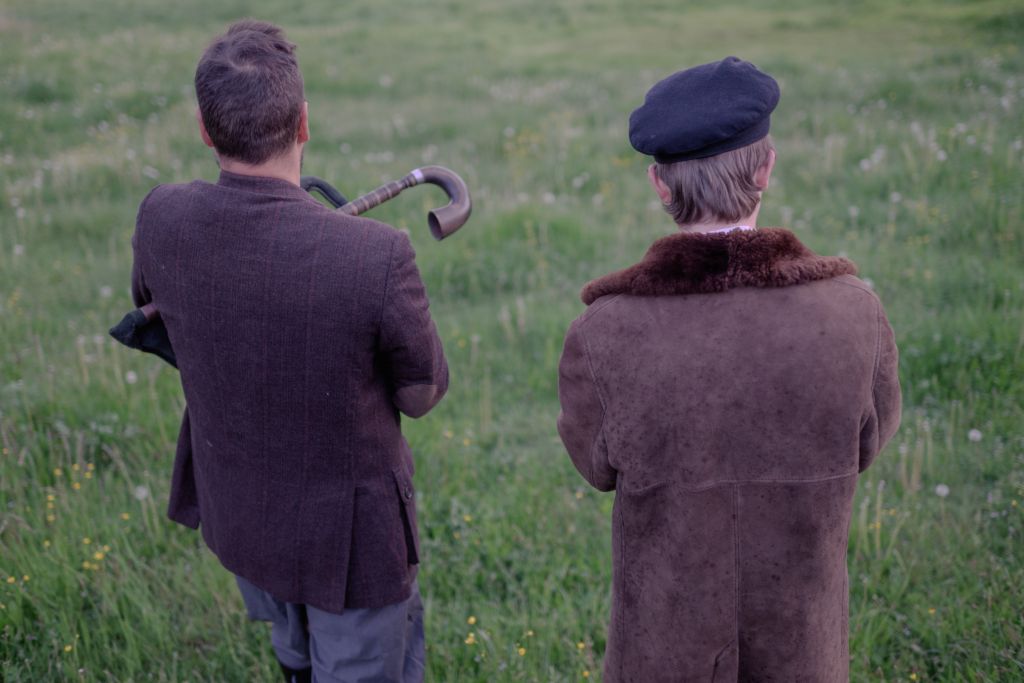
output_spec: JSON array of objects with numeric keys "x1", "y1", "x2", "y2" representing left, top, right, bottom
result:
[{"x1": 1, "y1": 0, "x2": 1022, "y2": 680}]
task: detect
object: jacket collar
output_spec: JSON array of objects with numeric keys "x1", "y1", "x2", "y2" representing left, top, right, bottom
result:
[
  {"x1": 216, "y1": 169, "x2": 316, "y2": 202},
  {"x1": 581, "y1": 228, "x2": 856, "y2": 304}
]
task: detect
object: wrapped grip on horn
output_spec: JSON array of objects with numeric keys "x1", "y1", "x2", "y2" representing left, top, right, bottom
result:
[{"x1": 301, "y1": 165, "x2": 472, "y2": 240}]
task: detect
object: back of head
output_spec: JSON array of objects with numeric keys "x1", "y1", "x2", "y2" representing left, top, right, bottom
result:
[
  {"x1": 629, "y1": 56, "x2": 780, "y2": 225},
  {"x1": 654, "y1": 136, "x2": 775, "y2": 225},
  {"x1": 195, "y1": 20, "x2": 304, "y2": 165}
]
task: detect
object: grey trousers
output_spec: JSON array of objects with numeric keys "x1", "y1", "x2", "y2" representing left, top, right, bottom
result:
[{"x1": 236, "y1": 576, "x2": 425, "y2": 683}]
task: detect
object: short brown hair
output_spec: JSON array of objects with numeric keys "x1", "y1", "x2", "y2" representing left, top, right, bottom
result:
[
  {"x1": 654, "y1": 136, "x2": 774, "y2": 226},
  {"x1": 195, "y1": 20, "x2": 305, "y2": 164}
]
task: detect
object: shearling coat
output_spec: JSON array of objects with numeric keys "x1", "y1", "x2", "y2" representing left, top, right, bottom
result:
[
  {"x1": 131, "y1": 170, "x2": 447, "y2": 614},
  {"x1": 557, "y1": 228, "x2": 901, "y2": 682}
]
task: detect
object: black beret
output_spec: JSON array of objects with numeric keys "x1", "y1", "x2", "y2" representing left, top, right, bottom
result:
[{"x1": 629, "y1": 56, "x2": 780, "y2": 163}]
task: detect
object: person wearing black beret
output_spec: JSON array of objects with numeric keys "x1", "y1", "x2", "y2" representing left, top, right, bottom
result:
[{"x1": 558, "y1": 57, "x2": 901, "y2": 681}]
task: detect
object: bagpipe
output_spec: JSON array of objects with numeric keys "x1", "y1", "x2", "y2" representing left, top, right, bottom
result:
[{"x1": 109, "y1": 166, "x2": 472, "y2": 367}]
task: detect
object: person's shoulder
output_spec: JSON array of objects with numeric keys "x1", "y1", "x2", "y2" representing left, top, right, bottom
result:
[
  {"x1": 827, "y1": 273, "x2": 878, "y2": 297},
  {"x1": 818, "y1": 273, "x2": 887, "y2": 313},
  {"x1": 316, "y1": 208, "x2": 408, "y2": 247},
  {"x1": 137, "y1": 180, "x2": 208, "y2": 218},
  {"x1": 572, "y1": 293, "x2": 629, "y2": 333}
]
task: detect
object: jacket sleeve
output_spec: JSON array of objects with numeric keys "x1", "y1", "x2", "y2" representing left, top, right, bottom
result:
[
  {"x1": 859, "y1": 301, "x2": 902, "y2": 471},
  {"x1": 131, "y1": 230, "x2": 151, "y2": 308},
  {"x1": 379, "y1": 232, "x2": 448, "y2": 418},
  {"x1": 557, "y1": 318, "x2": 616, "y2": 491},
  {"x1": 131, "y1": 188, "x2": 157, "y2": 308}
]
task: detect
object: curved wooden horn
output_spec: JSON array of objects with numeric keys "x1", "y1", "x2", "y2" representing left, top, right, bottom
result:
[{"x1": 302, "y1": 165, "x2": 472, "y2": 240}]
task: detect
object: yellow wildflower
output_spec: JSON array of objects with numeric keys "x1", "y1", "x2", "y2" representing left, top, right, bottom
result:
[
  {"x1": 84, "y1": 471, "x2": 93, "y2": 480},
  {"x1": 46, "y1": 514, "x2": 55, "y2": 523},
  {"x1": 81, "y1": 561, "x2": 91, "y2": 570},
  {"x1": 928, "y1": 608, "x2": 936, "y2": 615},
  {"x1": 93, "y1": 552, "x2": 105, "y2": 561},
  {"x1": 22, "y1": 575, "x2": 29, "y2": 582},
  {"x1": 910, "y1": 674, "x2": 918, "y2": 681},
  {"x1": 102, "y1": 545, "x2": 111, "y2": 552},
  {"x1": 47, "y1": 502, "x2": 55, "y2": 509},
  {"x1": 87, "y1": 463, "x2": 95, "y2": 471},
  {"x1": 120, "y1": 513, "x2": 131, "y2": 521},
  {"x1": 82, "y1": 537, "x2": 91, "y2": 545},
  {"x1": 463, "y1": 514, "x2": 473, "y2": 523},
  {"x1": 518, "y1": 647, "x2": 526, "y2": 656},
  {"x1": 5, "y1": 576, "x2": 14, "y2": 584},
  {"x1": 462, "y1": 437, "x2": 471, "y2": 447},
  {"x1": 465, "y1": 632, "x2": 476, "y2": 645},
  {"x1": 72, "y1": 463, "x2": 80, "y2": 472},
  {"x1": 53, "y1": 468, "x2": 63, "y2": 477},
  {"x1": 43, "y1": 540, "x2": 51, "y2": 548},
  {"x1": 443, "y1": 429, "x2": 454, "y2": 439},
  {"x1": 526, "y1": 630, "x2": 534, "y2": 637},
  {"x1": 64, "y1": 644, "x2": 73, "y2": 653},
  {"x1": 46, "y1": 494, "x2": 55, "y2": 501},
  {"x1": 72, "y1": 482, "x2": 81, "y2": 490},
  {"x1": 577, "y1": 641, "x2": 586, "y2": 650},
  {"x1": 583, "y1": 672, "x2": 590, "y2": 678},
  {"x1": 467, "y1": 616, "x2": 477, "y2": 625}
]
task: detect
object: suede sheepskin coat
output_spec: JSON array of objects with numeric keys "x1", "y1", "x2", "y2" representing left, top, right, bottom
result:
[{"x1": 557, "y1": 228, "x2": 901, "y2": 682}]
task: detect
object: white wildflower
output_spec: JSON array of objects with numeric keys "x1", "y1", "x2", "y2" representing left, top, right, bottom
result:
[
  {"x1": 124, "y1": 371, "x2": 138, "y2": 385},
  {"x1": 934, "y1": 484, "x2": 950, "y2": 498},
  {"x1": 99, "y1": 286, "x2": 113, "y2": 299},
  {"x1": 13, "y1": 244, "x2": 25, "y2": 256},
  {"x1": 968, "y1": 428, "x2": 983, "y2": 442},
  {"x1": 132, "y1": 485, "x2": 150, "y2": 501}
]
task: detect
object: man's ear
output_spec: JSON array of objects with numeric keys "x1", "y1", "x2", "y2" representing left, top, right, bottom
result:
[
  {"x1": 753, "y1": 147, "x2": 776, "y2": 191},
  {"x1": 647, "y1": 163, "x2": 672, "y2": 204},
  {"x1": 196, "y1": 108, "x2": 215, "y2": 149},
  {"x1": 297, "y1": 101, "x2": 310, "y2": 144}
]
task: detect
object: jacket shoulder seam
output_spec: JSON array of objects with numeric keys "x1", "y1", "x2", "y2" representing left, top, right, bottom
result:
[{"x1": 576, "y1": 293, "x2": 625, "y2": 327}]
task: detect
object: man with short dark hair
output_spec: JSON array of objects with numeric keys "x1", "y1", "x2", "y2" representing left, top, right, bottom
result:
[
  {"x1": 130, "y1": 20, "x2": 446, "y2": 682},
  {"x1": 558, "y1": 57, "x2": 901, "y2": 680}
]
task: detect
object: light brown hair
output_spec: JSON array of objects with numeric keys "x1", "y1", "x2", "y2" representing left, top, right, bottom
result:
[
  {"x1": 194, "y1": 20, "x2": 304, "y2": 165},
  {"x1": 654, "y1": 136, "x2": 774, "y2": 226}
]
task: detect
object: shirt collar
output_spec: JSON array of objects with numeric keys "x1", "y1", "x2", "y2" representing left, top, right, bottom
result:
[{"x1": 705, "y1": 225, "x2": 754, "y2": 235}]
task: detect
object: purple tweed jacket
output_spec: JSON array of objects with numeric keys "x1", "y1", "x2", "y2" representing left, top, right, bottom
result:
[{"x1": 130, "y1": 170, "x2": 448, "y2": 613}]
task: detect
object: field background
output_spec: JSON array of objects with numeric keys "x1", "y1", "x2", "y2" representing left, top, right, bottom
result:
[{"x1": 1, "y1": 0, "x2": 1022, "y2": 680}]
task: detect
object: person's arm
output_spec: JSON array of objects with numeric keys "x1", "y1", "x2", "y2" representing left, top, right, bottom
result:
[
  {"x1": 131, "y1": 230, "x2": 151, "y2": 308},
  {"x1": 379, "y1": 232, "x2": 448, "y2": 418},
  {"x1": 859, "y1": 302, "x2": 901, "y2": 471},
  {"x1": 131, "y1": 188, "x2": 158, "y2": 308},
  {"x1": 557, "y1": 318, "x2": 616, "y2": 491}
]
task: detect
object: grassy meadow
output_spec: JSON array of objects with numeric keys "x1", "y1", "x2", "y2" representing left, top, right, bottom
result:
[{"x1": 1, "y1": 0, "x2": 1022, "y2": 680}]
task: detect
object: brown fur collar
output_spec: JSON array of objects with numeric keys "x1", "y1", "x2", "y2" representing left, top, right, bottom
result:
[{"x1": 582, "y1": 228, "x2": 857, "y2": 305}]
